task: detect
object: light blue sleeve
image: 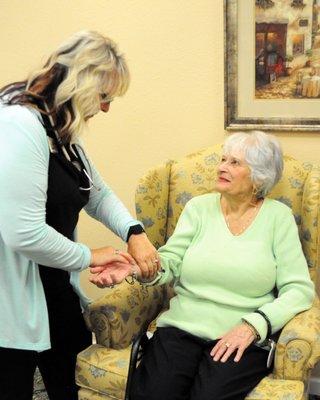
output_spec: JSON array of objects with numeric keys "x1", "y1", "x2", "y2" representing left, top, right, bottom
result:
[
  {"x1": 0, "y1": 106, "x2": 91, "y2": 271},
  {"x1": 76, "y1": 145, "x2": 143, "y2": 242}
]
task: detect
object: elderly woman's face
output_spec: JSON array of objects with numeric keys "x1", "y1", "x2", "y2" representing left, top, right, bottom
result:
[{"x1": 216, "y1": 152, "x2": 253, "y2": 197}]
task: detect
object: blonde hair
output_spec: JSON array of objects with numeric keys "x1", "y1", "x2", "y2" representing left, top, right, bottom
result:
[{"x1": 1, "y1": 30, "x2": 130, "y2": 140}]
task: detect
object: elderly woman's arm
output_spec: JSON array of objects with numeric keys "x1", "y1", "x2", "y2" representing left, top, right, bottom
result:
[
  {"x1": 154, "y1": 199, "x2": 199, "y2": 284},
  {"x1": 242, "y1": 206, "x2": 315, "y2": 344}
]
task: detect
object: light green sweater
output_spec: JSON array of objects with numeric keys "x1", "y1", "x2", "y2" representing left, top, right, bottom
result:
[{"x1": 155, "y1": 193, "x2": 314, "y2": 344}]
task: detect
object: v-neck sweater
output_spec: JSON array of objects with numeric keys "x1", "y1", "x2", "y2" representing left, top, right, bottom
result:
[{"x1": 156, "y1": 193, "x2": 314, "y2": 344}]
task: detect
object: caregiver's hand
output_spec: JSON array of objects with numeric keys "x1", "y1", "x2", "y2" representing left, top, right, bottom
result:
[
  {"x1": 127, "y1": 233, "x2": 160, "y2": 279},
  {"x1": 90, "y1": 260, "x2": 141, "y2": 288}
]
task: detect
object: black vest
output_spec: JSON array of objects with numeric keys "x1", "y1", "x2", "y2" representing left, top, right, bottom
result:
[{"x1": 38, "y1": 113, "x2": 90, "y2": 297}]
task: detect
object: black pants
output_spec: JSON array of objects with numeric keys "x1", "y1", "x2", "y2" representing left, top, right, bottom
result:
[
  {"x1": 131, "y1": 327, "x2": 271, "y2": 400},
  {"x1": 0, "y1": 288, "x2": 92, "y2": 400}
]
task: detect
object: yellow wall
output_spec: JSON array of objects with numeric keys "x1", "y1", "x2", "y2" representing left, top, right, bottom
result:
[{"x1": 0, "y1": 0, "x2": 319, "y2": 300}]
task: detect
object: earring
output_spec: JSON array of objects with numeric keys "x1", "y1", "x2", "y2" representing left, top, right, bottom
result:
[
  {"x1": 251, "y1": 186, "x2": 260, "y2": 205},
  {"x1": 252, "y1": 186, "x2": 259, "y2": 197}
]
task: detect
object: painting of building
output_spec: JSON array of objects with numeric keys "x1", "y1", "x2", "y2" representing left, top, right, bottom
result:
[{"x1": 255, "y1": 0, "x2": 320, "y2": 99}]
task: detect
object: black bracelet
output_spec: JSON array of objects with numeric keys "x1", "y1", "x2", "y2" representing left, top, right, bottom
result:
[
  {"x1": 254, "y1": 310, "x2": 272, "y2": 338},
  {"x1": 242, "y1": 319, "x2": 261, "y2": 342},
  {"x1": 126, "y1": 224, "x2": 145, "y2": 242}
]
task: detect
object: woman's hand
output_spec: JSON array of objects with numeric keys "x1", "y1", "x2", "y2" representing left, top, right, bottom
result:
[
  {"x1": 90, "y1": 262, "x2": 141, "y2": 288},
  {"x1": 127, "y1": 233, "x2": 160, "y2": 279},
  {"x1": 210, "y1": 323, "x2": 256, "y2": 363},
  {"x1": 90, "y1": 246, "x2": 135, "y2": 267}
]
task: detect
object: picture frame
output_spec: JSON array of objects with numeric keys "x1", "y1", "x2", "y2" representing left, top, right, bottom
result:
[{"x1": 224, "y1": 0, "x2": 320, "y2": 132}]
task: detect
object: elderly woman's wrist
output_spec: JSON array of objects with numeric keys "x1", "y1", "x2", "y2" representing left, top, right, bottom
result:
[
  {"x1": 124, "y1": 265, "x2": 142, "y2": 284},
  {"x1": 242, "y1": 320, "x2": 260, "y2": 342},
  {"x1": 131, "y1": 265, "x2": 141, "y2": 279},
  {"x1": 125, "y1": 264, "x2": 164, "y2": 285}
]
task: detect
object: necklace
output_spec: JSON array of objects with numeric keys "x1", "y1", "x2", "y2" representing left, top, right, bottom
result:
[{"x1": 224, "y1": 203, "x2": 260, "y2": 236}]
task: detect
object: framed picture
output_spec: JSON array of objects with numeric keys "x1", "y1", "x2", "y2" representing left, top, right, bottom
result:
[{"x1": 225, "y1": 0, "x2": 320, "y2": 131}]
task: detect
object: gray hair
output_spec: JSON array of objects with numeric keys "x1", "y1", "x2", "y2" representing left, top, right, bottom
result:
[{"x1": 223, "y1": 131, "x2": 283, "y2": 198}]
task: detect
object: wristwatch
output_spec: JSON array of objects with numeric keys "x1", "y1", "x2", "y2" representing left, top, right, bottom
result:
[{"x1": 126, "y1": 224, "x2": 145, "y2": 242}]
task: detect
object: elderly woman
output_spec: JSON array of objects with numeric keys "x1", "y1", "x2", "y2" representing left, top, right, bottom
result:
[
  {"x1": 0, "y1": 31, "x2": 159, "y2": 400},
  {"x1": 90, "y1": 131, "x2": 314, "y2": 400}
]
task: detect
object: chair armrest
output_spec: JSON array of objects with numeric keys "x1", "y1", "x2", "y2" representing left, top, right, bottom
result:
[
  {"x1": 273, "y1": 296, "x2": 320, "y2": 382},
  {"x1": 84, "y1": 281, "x2": 165, "y2": 349}
]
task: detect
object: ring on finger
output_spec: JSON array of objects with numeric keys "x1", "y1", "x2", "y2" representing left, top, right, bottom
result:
[
  {"x1": 114, "y1": 249, "x2": 120, "y2": 255},
  {"x1": 223, "y1": 341, "x2": 231, "y2": 348}
]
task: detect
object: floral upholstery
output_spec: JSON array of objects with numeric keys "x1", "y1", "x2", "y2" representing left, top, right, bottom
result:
[
  {"x1": 83, "y1": 281, "x2": 164, "y2": 349},
  {"x1": 77, "y1": 283, "x2": 165, "y2": 400},
  {"x1": 76, "y1": 344, "x2": 131, "y2": 399},
  {"x1": 76, "y1": 144, "x2": 320, "y2": 400},
  {"x1": 247, "y1": 377, "x2": 304, "y2": 400}
]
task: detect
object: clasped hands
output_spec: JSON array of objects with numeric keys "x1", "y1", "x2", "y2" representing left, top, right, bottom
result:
[
  {"x1": 90, "y1": 238, "x2": 160, "y2": 288},
  {"x1": 90, "y1": 249, "x2": 140, "y2": 288}
]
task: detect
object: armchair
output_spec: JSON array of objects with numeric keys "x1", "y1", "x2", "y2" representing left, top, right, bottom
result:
[{"x1": 76, "y1": 144, "x2": 320, "y2": 400}]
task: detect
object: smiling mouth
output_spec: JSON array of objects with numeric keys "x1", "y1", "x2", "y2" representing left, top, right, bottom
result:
[{"x1": 218, "y1": 176, "x2": 230, "y2": 183}]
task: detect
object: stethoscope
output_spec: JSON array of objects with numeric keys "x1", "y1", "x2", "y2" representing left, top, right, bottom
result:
[{"x1": 43, "y1": 102, "x2": 100, "y2": 192}]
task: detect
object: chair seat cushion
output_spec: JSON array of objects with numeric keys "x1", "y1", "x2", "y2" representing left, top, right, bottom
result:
[
  {"x1": 76, "y1": 344, "x2": 131, "y2": 399},
  {"x1": 78, "y1": 387, "x2": 113, "y2": 399},
  {"x1": 77, "y1": 346, "x2": 304, "y2": 400},
  {"x1": 246, "y1": 376, "x2": 304, "y2": 400}
]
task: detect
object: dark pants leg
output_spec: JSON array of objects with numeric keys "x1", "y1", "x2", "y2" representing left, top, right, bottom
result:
[
  {"x1": 37, "y1": 288, "x2": 92, "y2": 400},
  {"x1": 190, "y1": 343, "x2": 270, "y2": 400},
  {"x1": 0, "y1": 291, "x2": 91, "y2": 400},
  {"x1": 130, "y1": 327, "x2": 270, "y2": 400},
  {"x1": 0, "y1": 347, "x2": 37, "y2": 400},
  {"x1": 130, "y1": 327, "x2": 206, "y2": 400}
]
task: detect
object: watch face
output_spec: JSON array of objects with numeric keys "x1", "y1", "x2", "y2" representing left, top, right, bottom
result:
[
  {"x1": 127, "y1": 225, "x2": 145, "y2": 241},
  {"x1": 131, "y1": 225, "x2": 145, "y2": 234}
]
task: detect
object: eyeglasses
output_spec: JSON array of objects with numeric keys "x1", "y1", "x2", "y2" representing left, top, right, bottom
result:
[{"x1": 99, "y1": 93, "x2": 114, "y2": 103}]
